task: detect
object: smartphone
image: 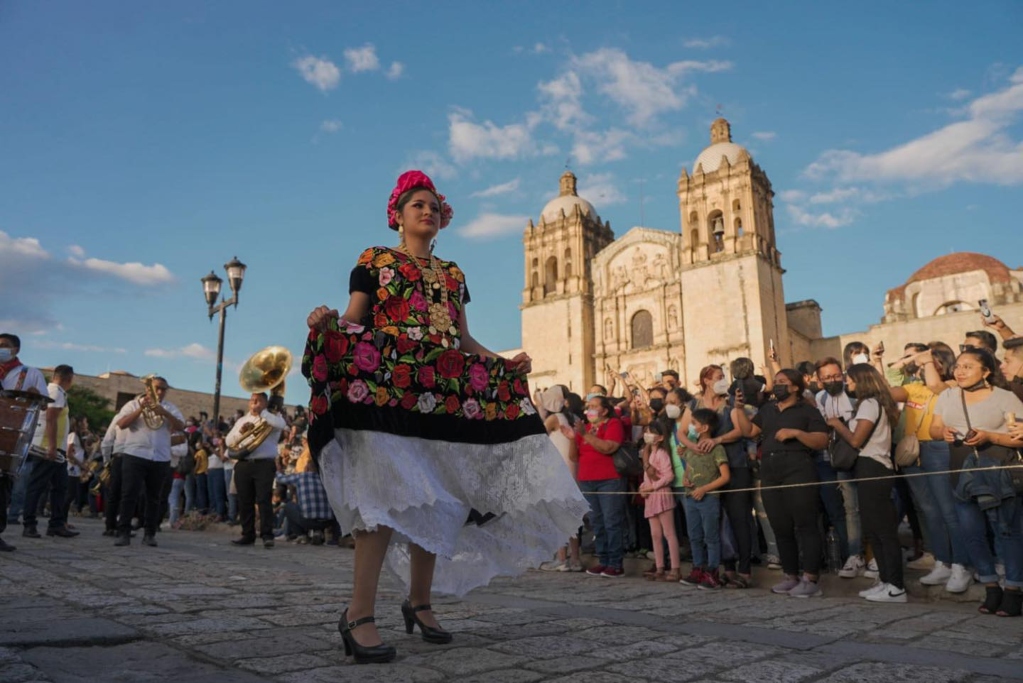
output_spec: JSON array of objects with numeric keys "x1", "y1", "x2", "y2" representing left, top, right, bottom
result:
[
  {"x1": 654, "y1": 372, "x2": 663, "y2": 382},
  {"x1": 877, "y1": 341, "x2": 885, "y2": 354},
  {"x1": 979, "y1": 299, "x2": 996, "y2": 323},
  {"x1": 619, "y1": 371, "x2": 630, "y2": 379},
  {"x1": 769, "y1": 338, "x2": 775, "y2": 352}
]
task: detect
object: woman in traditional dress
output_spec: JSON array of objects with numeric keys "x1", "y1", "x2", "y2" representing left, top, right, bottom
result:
[{"x1": 303, "y1": 170, "x2": 588, "y2": 664}]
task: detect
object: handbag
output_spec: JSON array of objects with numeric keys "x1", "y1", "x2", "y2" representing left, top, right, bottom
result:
[
  {"x1": 612, "y1": 441, "x2": 644, "y2": 478},
  {"x1": 893, "y1": 395, "x2": 934, "y2": 468},
  {"x1": 828, "y1": 408, "x2": 880, "y2": 472},
  {"x1": 960, "y1": 390, "x2": 1023, "y2": 495}
]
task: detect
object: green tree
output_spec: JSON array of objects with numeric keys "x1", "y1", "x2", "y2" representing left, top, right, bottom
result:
[{"x1": 68, "y1": 385, "x2": 115, "y2": 432}]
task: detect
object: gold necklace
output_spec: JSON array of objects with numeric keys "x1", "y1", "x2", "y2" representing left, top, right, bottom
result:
[{"x1": 397, "y1": 241, "x2": 457, "y2": 342}]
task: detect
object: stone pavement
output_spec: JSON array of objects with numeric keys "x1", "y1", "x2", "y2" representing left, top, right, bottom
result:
[{"x1": 2, "y1": 518, "x2": 1022, "y2": 683}]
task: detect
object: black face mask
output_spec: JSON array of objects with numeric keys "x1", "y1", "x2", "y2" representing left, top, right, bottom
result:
[
  {"x1": 649, "y1": 399, "x2": 664, "y2": 413},
  {"x1": 824, "y1": 381, "x2": 844, "y2": 397},
  {"x1": 846, "y1": 387, "x2": 857, "y2": 399},
  {"x1": 772, "y1": 385, "x2": 791, "y2": 401},
  {"x1": 905, "y1": 362, "x2": 919, "y2": 376},
  {"x1": 808, "y1": 381, "x2": 821, "y2": 394},
  {"x1": 962, "y1": 379, "x2": 988, "y2": 392}
]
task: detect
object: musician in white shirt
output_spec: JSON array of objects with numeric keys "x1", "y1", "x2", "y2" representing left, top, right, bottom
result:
[
  {"x1": 111, "y1": 376, "x2": 184, "y2": 547},
  {"x1": 99, "y1": 422, "x2": 126, "y2": 535},
  {"x1": 226, "y1": 392, "x2": 287, "y2": 548},
  {"x1": 22, "y1": 365, "x2": 77, "y2": 539}
]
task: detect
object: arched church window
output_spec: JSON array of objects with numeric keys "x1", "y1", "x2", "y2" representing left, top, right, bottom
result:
[
  {"x1": 735, "y1": 218, "x2": 744, "y2": 237},
  {"x1": 531, "y1": 271, "x2": 539, "y2": 289},
  {"x1": 631, "y1": 310, "x2": 654, "y2": 350},
  {"x1": 544, "y1": 256, "x2": 558, "y2": 296},
  {"x1": 564, "y1": 248, "x2": 572, "y2": 279},
  {"x1": 935, "y1": 301, "x2": 971, "y2": 316},
  {"x1": 732, "y1": 199, "x2": 741, "y2": 213},
  {"x1": 708, "y1": 211, "x2": 725, "y2": 253}
]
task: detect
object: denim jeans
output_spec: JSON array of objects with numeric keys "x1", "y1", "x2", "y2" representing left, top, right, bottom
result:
[
  {"x1": 579, "y1": 477, "x2": 627, "y2": 570},
  {"x1": 956, "y1": 496, "x2": 1023, "y2": 588},
  {"x1": 916, "y1": 441, "x2": 969, "y2": 566},
  {"x1": 683, "y1": 494, "x2": 722, "y2": 570},
  {"x1": 206, "y1": 468, "x2": 227, "y2": 518},
  {"x1": 184, "y1": 474, "x2": 196, "y2": 512},
  {"x1": 8, "y1": 457, "x2": 36, "y2": 522},
  {"x1": 836, "y1": 470, "x2": 862, "y2": 557},
  {"x1": 168, "y1": 478, "x2": 186, "y2": 525},
  {"x1": 816, "y1": 453, "x2": 849, "y2": 560}
]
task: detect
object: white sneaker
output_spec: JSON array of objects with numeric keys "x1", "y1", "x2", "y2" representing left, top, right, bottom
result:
[
  {"x1": 539, "y1": 561, "x2": 567, "y2": 572},
  {"x1": 919, "y1": 561, "x2": 951, "y2": 585},
  {"x1": 906, "y1": 552, "x2": 935, "y2": 570},
  {"x1": 838, "y1": 555, "x2": 865, "y2": 579},
  {"x1": 866, "y1": 583, "x2": 908, "y2": 603},
  {"x1": 945, "y1": 563, "x2": 973, "y2": 593},
  {"x1": 859, "y1": 581, "x2": 886, "y2": 598},
  {"x1": 862, "y1": 558, "x2": 879, "y2": 579}
]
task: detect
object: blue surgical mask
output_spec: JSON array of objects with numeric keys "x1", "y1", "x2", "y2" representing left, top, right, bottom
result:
[{"x1": 0, "y1": 348, "x2": 13, "y2": 363}]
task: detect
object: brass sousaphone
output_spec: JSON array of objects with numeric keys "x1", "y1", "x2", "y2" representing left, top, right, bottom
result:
[{"x1": 230, "y1": 346, "x2": 292, "y2": 458}]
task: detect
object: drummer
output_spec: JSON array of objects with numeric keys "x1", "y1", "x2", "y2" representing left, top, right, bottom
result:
[{"x1": 0, "y1": 333, "x2": 48, "y2": 553}]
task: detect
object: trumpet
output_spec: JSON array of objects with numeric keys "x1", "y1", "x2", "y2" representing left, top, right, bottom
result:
[
  {"x1": 80, "y1": 459, "x2": 102, "y2": 483},
  {"x1": 89, "y1": 459, "x2": 113, "y2": 496},
  {"x1": 139, "y1": 375, "x2": 165, "y2": 430},
  {"x1": 231, "y1": 346, "x2": 292, "y2": 457}
]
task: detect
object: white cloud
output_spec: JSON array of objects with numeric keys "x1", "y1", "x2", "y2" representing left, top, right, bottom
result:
[
  {"x1": 459, "y1": 213, "x2": 530, "y2": 239},
  {"x1": 751, "y1": 131, "x2": 777, "y2": 141},
  {"x1": 531, "y1": 42, "x2": 550, "y2": 54},
  {"x1": 778, "y1": 189, "x2": 807, "y2": 203},
  {"x1": 386, "y1": 61, "x2": 404, "y2": 80},
  {"x1": 947, "y1": 88, "x2": 972, "y2": 101},
  {"x1": 683, "y1": 36, "x2": 729, "y2": 49},
  {"x1": 36, "y1": 340, "x2": 126, "y2": 354},
  {"x1": 402, "y1": 150, "x2": 457, "y2": 181},
  {"x1": 448, "y1": 109, "x2": 542, "y2": 163},
  {"x1": 320, "y1": 119, "x2": 343, "y2": 133},
  {"x1": 470, "y1": 178, "x2": 520, "y2": 198},
  {"x1": 572, "y1": 48, "x2": 731, "y2": 127},
  {"x1": 0, "y1": 231, "x2": 48, "y2": 259},
  {"x1": 786, "y1": 204, "x2": 857, "y2": 229},
  {"x1": 538, "y1": 71, "x2": 590, "y2": 131},
  {"x1": 67, "y1": 244, "x2": 86, "y2": 258},
  {"x1": 572, "y1": 128, "x2": 635, "y2": 165},
  {"x1": 344, "y1": 44, "x2": 380, "y2": 73},
  {"x1": 292, "y1": 55, "x2": 341, "y2": 92},
  {"x1": 145, "y1": 343, "x2": 216, "y2": 361},
  {"x1": 805, "y1": 66, "x2": 1023, "y2": 187},
  {"x1": 68, "y1": 255, "x2": 174, "y2": 285},
  {"x1": 580, "y1": 173, "x2": 627, "y2": 205}
]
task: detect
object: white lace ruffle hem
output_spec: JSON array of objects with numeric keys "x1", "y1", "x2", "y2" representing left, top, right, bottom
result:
[{"x1": 318, "y1": 428, "x2": 590, "y2": 597}]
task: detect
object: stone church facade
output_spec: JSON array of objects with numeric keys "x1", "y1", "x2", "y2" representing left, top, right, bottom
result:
[{"x1": 519, "y1": 119, "x2": 1023, "y2": 392}]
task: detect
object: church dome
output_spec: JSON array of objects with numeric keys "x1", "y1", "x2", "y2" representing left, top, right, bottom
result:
[
  {"x1": 539, "y1": 171, "x2": 601, "y2": 224},
  {"x1": 887, "y1": 252, "x2": 1014, "y2": 301},
  {"x1": 692, "y1": 118, "x2": 749, "y2": 173}
]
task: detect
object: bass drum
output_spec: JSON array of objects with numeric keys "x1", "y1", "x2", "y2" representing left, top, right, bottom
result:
[{"x1": 0, "y1": 389, "x2": 52, "y2": 478}]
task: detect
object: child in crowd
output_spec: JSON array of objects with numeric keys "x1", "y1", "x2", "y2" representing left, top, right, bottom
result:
[
  {"x1": 679, "y1": 408, "x2": 731, "y2": 590},
  {"x1": 639, "y1": 419, "x2": 680, "y2": 581}
]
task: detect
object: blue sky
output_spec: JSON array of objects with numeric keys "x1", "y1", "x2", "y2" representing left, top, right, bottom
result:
[{"x1": 2, "y1": 1, "x2": 1022, "y2": 408}]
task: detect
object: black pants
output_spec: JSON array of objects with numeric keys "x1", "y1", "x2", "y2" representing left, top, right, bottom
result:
[
  {"x1": 104, "y1": 456, "x2": 124, "y2": 532},
  {"x1": 761, "y1": 452, "x2": 822, "y2": 576},
  {"x1": 23, "y1": 457, "x2": 69, "y2": 531},
  {"x1": 283, "y1": 502, "x2": 328, "y2": 537},
  {"x1": 64, "y1": 476, "x2": 86, "y2": 518},
  {"x1": 158, "y1": 465, "x2": 174, "y2": 524},
  {"x1": 0, "y1": 474, "x2": 11, "y2": 535},
  {"x1": 855, "y1": 457, "x2": 904, "y2": 589},
  {"x1": 118, "y1": 455, "x2": 170, "y2": 537},
  {"x1": 235, "y1": 459, "x2": 276, "y2": 541},
  {"x1": 721, "y1": 466, "x2": 755, "y2": 575}
]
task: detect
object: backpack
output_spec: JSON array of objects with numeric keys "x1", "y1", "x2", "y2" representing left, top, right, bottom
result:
[{"x1": 176, "y1": 448, "x2": 196, "y2": 476}]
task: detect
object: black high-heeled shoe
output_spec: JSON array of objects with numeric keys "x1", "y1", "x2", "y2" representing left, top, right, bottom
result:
[
  {"x1": 401, "y1": 600, "x2": 453, "y2": 644},
  {"x1": 996, "y1": 589, "x2": 1022, "y2": 618},
  {"x1": 979, "y1": 586, "x2": 1004, "y2": 615},
  {"x1": 338, "y1": 609, "x2": 396, "y2": 664}
]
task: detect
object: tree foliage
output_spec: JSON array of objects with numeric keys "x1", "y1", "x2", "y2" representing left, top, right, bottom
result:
[{"x1": 68, "y1": 385, "x2": 115, "y2": 432}]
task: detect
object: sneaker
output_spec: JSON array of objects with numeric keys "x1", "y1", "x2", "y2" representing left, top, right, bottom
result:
[
  {"x1": 919, "y1": 561, "x2": 952, "y2": 586},
  {"x1": 866, "y1": 583, "x2": 907, "y2": 603},
  {"x1": 859, "y1": 581, "x2": 886, "y2": 598},
  {"x1": 540, "y1": 561, "x2": 567, "y2": 572},
  {"x1": 566, "y1": 561, "x2": 585, "y2": 572},
  {"x1": 601, "y1": 566, "x2": 624, "y2": 578},
  {"x1": 838, "y1": 555, "x2": 865, "y2": 579},
  {"x1": 680, "y1": 568, "x2": 704, "y2": 587},
  {"x1": 945, "y1": 564, "x2": 973, "y2": 594},
  {"x1": 698, "y1": 571, "x2": 722, "y2": 590},
  {"x1": 645, "y1": 550, "x2": 657, "y2": 561},
  {"x1": 788, "y1": 578, "x2": 822, "y2": 598},
  {"x1": 22, "y1": 526, "x2": 40, "y2": 539},
  {"x1": 906, "y1": 552, "x2": 935, "y2": 570},
  {"x1": 862, "y1": 558, "x2": 879, "y2": 579},
  {"x1": 765, "y1": 555, "x2": 782, "y2": 570},
  {"x1": 771, "y1": 577, "x2": 800, "y2": 594},
  {"x1": 585, "y1": 564, "x2": 607, "y2": 576}
]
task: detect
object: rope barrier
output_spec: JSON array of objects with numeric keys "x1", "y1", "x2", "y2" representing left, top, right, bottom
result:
[{"x1": 579, "y1": 462, "x2": 1023, "y2": 496}]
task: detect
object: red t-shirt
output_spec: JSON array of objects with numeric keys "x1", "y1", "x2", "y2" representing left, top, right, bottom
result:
[{"x1": 575, "y1": 418, "x2": 625, "y2": 482}]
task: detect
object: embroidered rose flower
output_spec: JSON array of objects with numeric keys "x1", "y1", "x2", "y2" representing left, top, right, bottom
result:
[
  {"x1": 384, "y1": 296, "x2": 411, "y2": 323},
  {"x1": 391, "y1": 364, "x2": 412, "y2": 389},
  {"x1": 400, "y1": 392, "x2": 418, "y2": 410},
  {"x1": 323, "y1": 332, "x2": 350, "y2": 363},
  {"x1": 417, "y1": 392, "x2": 437, "y2": 414},
  {"x1": 444, "y1": 395, "x2": 460, "y2": 414},
  {"x1": 399, "y1": 262, "x2": 421, "y2": 282},
  {"x1": 520, "y1": 398, "x2": 536, "y2": 416},
  {"x1": 497, "y1": 381, "x2": 512, "y2": 402},
  {"x1": 468, "y1": 363, "x2": 489, "y2": 392},
  {"x1": 437, "y1": 349, "x2": 465, "y2": 379},
  {"x1": 372, "y1": 252, "x2": 396, "y2": 268},
  {"x1": 310, "y1": 394, "x2": 328, "y2": 416},
  {"x1": 407, "y1": 326, "x2": 423, "y2": 341},
  {"x1": 409, "y1": 290, "x2": 427, "y2": 312},
  {"x1": 417, "y1": 366, "x2": 436, "y2": 388},
  {"x1": 485, "y1": 403, "x2": 498, "y2": 421},
  {"x1": 379, "y1": 267, "x2": 395, "y2": 287},
  {"x1": 352, "y1": 342, "x2": 381, "y2": 373},
  {"x1": 505, "y1": 403, "x2": 520, "y2": 420},
  {"x1": 312, "y1": 355, "x2": 329, "y2": 382},
  {"x1": 463, "y1": 398, "x2": 481, "y2": 419},
  {"x1": 347, "y1": 379, "x2": 369, "y2": 403},
  {"x1": 396, "y1": 335, "x2": 417, "y2": 355},
  {"x1": 375, "y1": 387, "x2": 390, "y2": 407}
]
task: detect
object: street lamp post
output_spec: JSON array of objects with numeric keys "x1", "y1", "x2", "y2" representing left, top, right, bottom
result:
[{"x1": 201, "y1": 256, "x2": 247, "y2": 429}]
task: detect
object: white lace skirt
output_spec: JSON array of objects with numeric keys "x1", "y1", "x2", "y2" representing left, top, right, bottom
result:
[{"x1": 318, "y1": 428, "x2": 589, "y2": 596}]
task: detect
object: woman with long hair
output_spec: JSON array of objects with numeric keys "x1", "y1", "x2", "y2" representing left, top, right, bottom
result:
[
  {"x1": 539, "y1": 385, "x2": 583, "y2": 572},
  {"x1": 828, "y1": 364, "x2": 906, "y2": 602},
  {"x1": 734, "y1": 369, "x2": 829, "y2": 598},
  {"x1": 931, "y1": 347, "x2": 1023, "y2": 617}
]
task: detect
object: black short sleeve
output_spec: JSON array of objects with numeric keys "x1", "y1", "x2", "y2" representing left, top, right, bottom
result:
[{"x1": 349, "y1": 248, "x2": 378, "y2": 296}]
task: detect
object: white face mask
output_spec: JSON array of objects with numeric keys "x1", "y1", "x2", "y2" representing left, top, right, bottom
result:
[
  {"x1": 712, "y1": 378, "x2": 730, "y2": 396},
  {"x1": 0, "y1": 348, "x2": 12, "y2": 363},
  {"x1": 643, "y1": 433, "x2": 658, "y2": 444},
  {"x1": 852, "y1": 353, "x2": 869, "y2": 365},
  {"x1": 664, "y1": 404, "x2": 682, "y2": 420}
]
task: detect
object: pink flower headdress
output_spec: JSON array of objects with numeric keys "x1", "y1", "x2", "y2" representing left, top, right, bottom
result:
[{"x1": 387, "y1": 170, "x2": 454, "y2": 231}]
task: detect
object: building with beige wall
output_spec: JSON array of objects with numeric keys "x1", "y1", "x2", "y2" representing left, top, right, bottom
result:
[{"x1": 518, "y1": 119, "x2": 1023, "y2": 393}]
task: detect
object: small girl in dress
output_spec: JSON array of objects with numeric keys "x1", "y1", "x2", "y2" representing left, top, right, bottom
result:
[{"x1": 639, "y1": 418, "x2": 680, "y2": 581}]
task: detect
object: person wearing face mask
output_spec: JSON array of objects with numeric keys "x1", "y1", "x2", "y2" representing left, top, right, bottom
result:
[
  {"x1": 677, "y1": 365, "x2": 754, "y2": 588},
  {"x1": 539, "y1": 386, "x2": 584, "y2": 573},
  {"x1": 560, "y1": 396, "x2": 627, "y2": 577},
  {"x1": 639, "y1": 419, "x2": 681, "y2": 581},
  {"x1": 931, "y1": 347, "x2": 1023, "y2": 617},
  {"x1": 844, "y1": 341, "x2": 871, "y2": 370},
  {"x1": 733, "y1": 369, "x2": 829, "y2": 598}
]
